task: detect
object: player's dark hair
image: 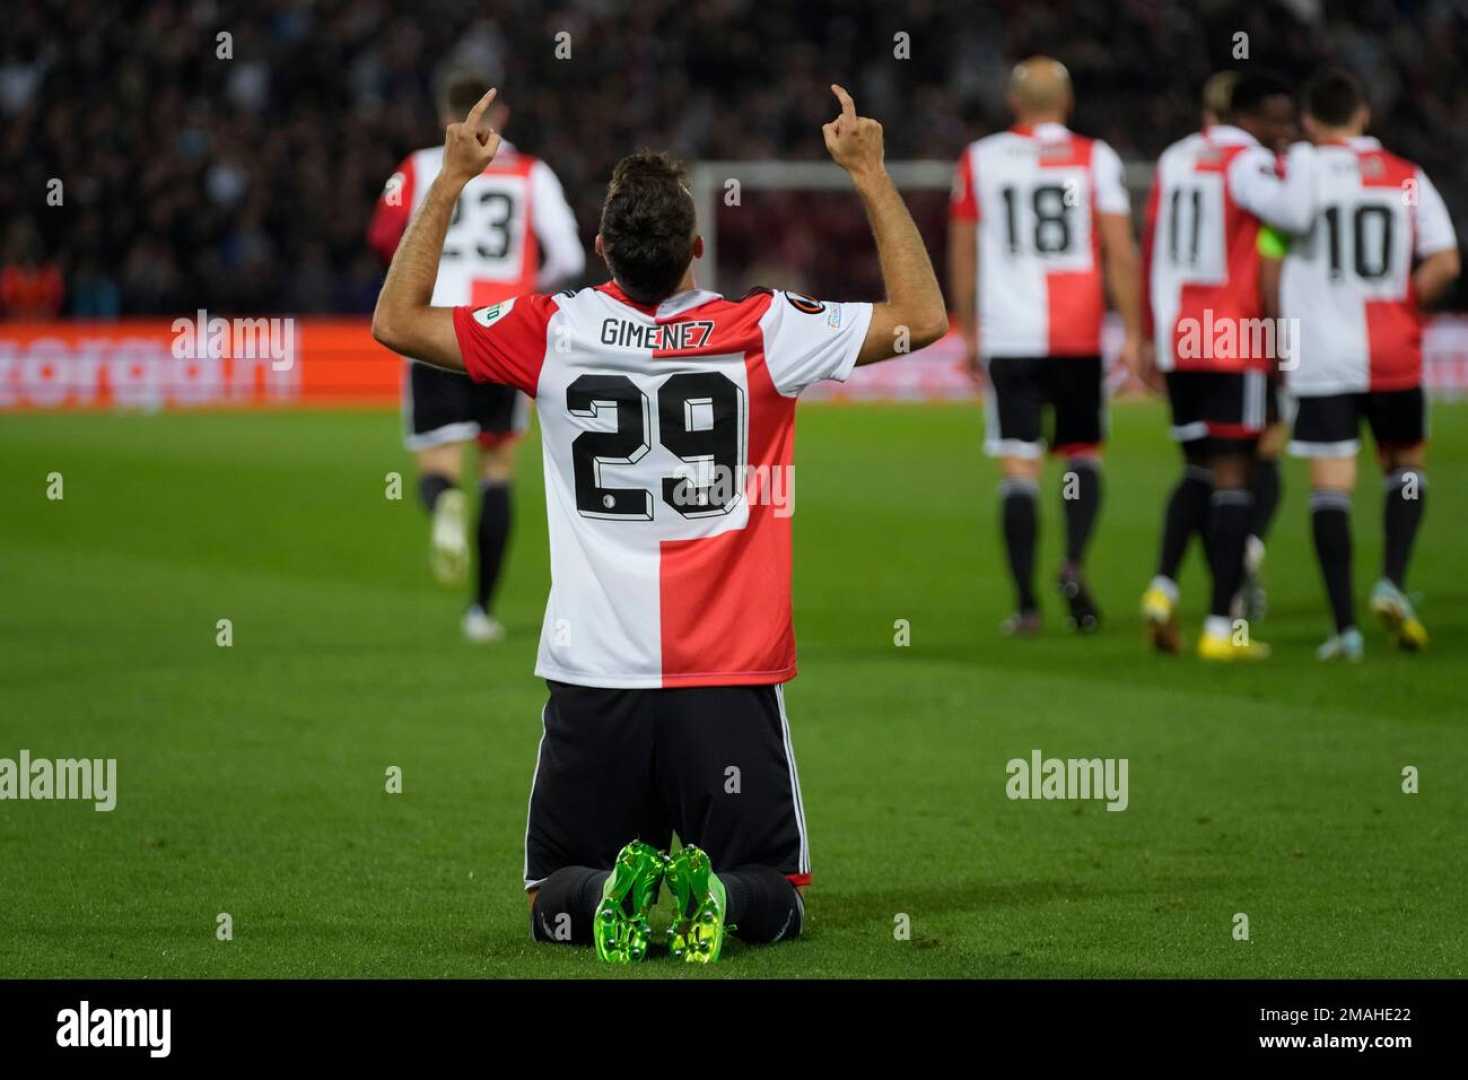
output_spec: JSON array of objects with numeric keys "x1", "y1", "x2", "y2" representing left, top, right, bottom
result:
[
  {"x1": 1305, "y1": 69, "x2": 1366, "y2": 128},
  {"x1": 598, "y1": 150, "x2": 696, "y2": 305},
  {"x1": 436, "y1": 70, "x2": 492, "y2": 117},
  {"x1": 1229, "y1": 72, "x2": 1293, "y2": 118}
]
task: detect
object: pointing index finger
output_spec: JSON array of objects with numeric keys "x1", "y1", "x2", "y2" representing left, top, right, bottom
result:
[
  {"x1": 831, "y1": 83, "x2": 856, "y2": 119},
  {"x1": 466, "y1": 87, "x2": 499, "y2": 129}
]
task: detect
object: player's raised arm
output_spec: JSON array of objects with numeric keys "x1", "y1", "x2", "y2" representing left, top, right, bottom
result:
[
  {"x1": 371, "y1": 88, "x2": 503, "y2": 371},
  {"x1": 947, "y1": 153, "x2": 980, "y2": 382},
  {"x1": 822, "y1": 85, "x2": 948, "y2": 365}
]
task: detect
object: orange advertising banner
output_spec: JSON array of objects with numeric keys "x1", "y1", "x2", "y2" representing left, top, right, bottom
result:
[
  {"x1": 5, "y1": 314, "x2": 1468, "y2": 411},
  {"x1": 0, "y1": 317, "x2": 403, "y2": 410}
]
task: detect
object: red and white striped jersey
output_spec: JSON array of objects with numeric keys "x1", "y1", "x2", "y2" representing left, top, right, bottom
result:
[
  {"x1": 452, "y1": 283, "x2": 874, "y2": 689},
  {"x1": 368, "y1": 143, "x2": 584, "y2": 305},
  {"x1": 1143, "y1": 126, "x2": 1317, "y2": 372},
  {"x1": 1280, "y1": 137, "x2": 1457, "y2": 396},
  {"x1": 950, "y1": 122, "x2": 1129, "y2": 358}
]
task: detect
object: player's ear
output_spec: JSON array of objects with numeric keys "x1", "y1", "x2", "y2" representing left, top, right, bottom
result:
[
  {"x1": 491, "y1": 104, "x2": 510, "y2": 130},
  {"x1": 594, "y1": 233, "x2": 607, "y2": 264},
  {"x1": 690, "y1": 235, "x2": 704, "y2": 260}
]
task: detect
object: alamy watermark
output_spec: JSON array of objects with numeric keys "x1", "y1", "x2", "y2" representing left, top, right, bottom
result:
[
  {"x1": 1176, "y1": 310, "x2": 1301, "y2": 370},
  {"x1": 1006, "y1": 748, "x2": 1128, "y2": 812},
  {"x1": 57, "y1": 1001, "x2": 170, "y2": 1058},
  {"x1": 171, "y1": 309, "x2": 295, "y2": 371},
  {"x1": 669, "y1": 463, "x2": 795, "y2": 518},
  {"x1": 0, "y1": 750, "x2": 116, "y2": 811}
]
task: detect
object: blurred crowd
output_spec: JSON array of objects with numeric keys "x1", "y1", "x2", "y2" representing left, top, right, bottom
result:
[{"x1": 2, "y1": 0, "x2": 1465, "y2": 318}]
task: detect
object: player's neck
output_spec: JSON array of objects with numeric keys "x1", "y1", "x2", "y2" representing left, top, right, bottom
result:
[
  {"x1": 1014, "y1": 113, "x2": 1066, "y2": 130},
  {"x1": 1311, "y1": 125, "x2": 1365, "y2": 145}
]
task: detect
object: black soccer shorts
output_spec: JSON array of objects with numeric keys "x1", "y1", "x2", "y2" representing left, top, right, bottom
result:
[
  {"x1": 403, "y1": 360, "x2": 529, "y2": 451},
  {"x1": 1165, "y1": 369, "x2": 1273, "y2": 452},
  {"x1": 1289, "y1": 387, "x2": 1427, "y2": 458},
  {"x1": 523, "y1": 681, "x2": 811, "y2": 890},
  {"x1": 983, "y1": 355, "x2": 1106, "y2": 459}
]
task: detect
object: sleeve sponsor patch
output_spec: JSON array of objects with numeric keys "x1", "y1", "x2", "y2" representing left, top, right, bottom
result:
[
  {"x1": 472, "y1": 297, "x2": 516, "y2": 328},
  {"x1": 784, "y1": 292, "x2": 826, "y2": 315}
]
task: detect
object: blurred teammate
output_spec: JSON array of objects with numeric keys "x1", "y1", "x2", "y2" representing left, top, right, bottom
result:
[
  {"x1": 1261, "y1": 71, "x2": 1459, "y2": 659},
  {"x1": 1139, "y1": 73, "x2": 1317, "y2": 660},
  {"x1": 1145, "y1": 72, "x2": 1295, "y2": 635},
  {"x1": 372, "y1": 86, "x2": 946, "y2": 962},
  {"x1": 1241, "y1": 90, "x2": 1297, "y2": 625},
  {"x1": 369, "y1": 71, "x2": 584, "y2": 642},
  {"x1": 950, "y1": 57, "x2": 1144, "y2": 635}
]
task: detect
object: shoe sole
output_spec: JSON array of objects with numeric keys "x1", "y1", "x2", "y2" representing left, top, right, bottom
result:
[
  {"x1": 666, "y1": 847, "x2": 725, "y2": 964},
  {"x1": 593, "y1": 847, "x2": 660, "y2": 964}
]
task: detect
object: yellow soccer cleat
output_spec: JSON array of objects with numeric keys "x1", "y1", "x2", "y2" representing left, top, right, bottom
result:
[
  {"x1": 1197, "y1": 631, "x2": 1271, "y2": 662},
  {"x1": 1398, "y1": 617, "x2": 1429, "y2": 652},
  {"x1": 1371, "y1": 580, "x2": 1428, "y2": 652},
  {"x1": 1141, "y1": 584, "x2": 1181, "y2": 655}
]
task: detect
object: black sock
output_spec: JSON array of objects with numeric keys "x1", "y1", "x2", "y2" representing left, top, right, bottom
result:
[
  {"x1": 1383, "y1": 468, "x2": 1426, "y2": 589},
  {"x1": 1250, "y1": 457, "x2": 1282, "y2": 543},
  {"x1": 720, "y1": 866, "x2": 804, "y2": 944},
  {"x1": 1000, "y1": 478, "x2": 1039, "y2": 613},
  {"x1": 1157, "y1": 465, "x2": 1213, "y2": 581},
  {"x1": 530, "y1": 866, "x2": 609, "y2": 945},
  {"x1": 475, "y1": 481, "x2": 512, "y2": 612},
  {"x1": 418, "y1": 472, "x2": 456, "y2": 514},
  {"x1": 1310, "y1": 489, "x2": 1355, "y2": 634},
  {"x1": 1208, "y1": 488, "x2": 1252, "y2": 618},
  {"x1": 1062, "y1": 458, "x2": 1102, "y2": 566}
]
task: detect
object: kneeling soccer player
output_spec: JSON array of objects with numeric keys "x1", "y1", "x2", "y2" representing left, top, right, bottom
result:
[{"x1": 371, "y1": 84, "x2": 947, "y2": 960}]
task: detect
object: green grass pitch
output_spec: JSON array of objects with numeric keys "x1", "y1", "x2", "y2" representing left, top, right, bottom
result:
[{"x1": 2, "y1": 400, "x2": 1463, "y2": 978}]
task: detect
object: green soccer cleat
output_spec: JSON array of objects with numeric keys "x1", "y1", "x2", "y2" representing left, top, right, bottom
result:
[
  {"x1": 664, "y1": 845, "x2": 728, "y2": 964},
  {"x1": 593, "y1": 840, "x2": 666, "y2": 964}
]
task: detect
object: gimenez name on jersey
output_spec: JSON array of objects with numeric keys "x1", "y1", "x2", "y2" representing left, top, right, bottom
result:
[{"x1": 599, "y1": 316, "x2": 716, "y2": 351}]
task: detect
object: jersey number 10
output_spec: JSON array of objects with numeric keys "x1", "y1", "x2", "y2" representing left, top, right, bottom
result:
[{"x1": 1315, "y1": 203, "x2": 1395, "y2": 282}]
